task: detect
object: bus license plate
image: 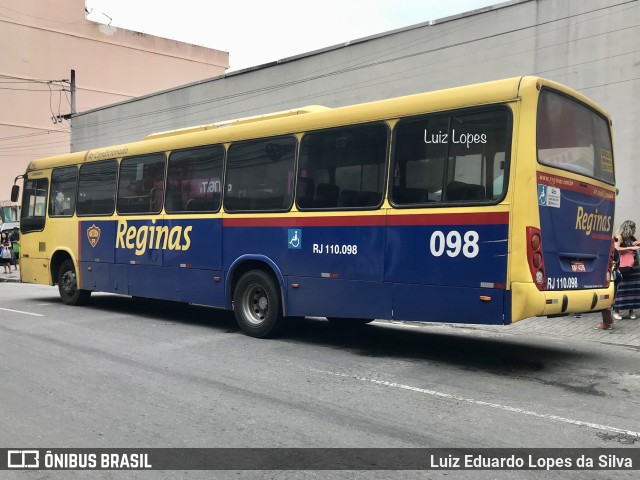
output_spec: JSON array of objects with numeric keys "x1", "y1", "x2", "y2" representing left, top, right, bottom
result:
[{"x1": 571, "y1": 261, "x2": 586, "y2": 273}]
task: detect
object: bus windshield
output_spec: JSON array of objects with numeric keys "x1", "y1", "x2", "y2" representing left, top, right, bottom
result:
[{"x1": 537, "y1": 89, "x2": 614, "y2": 184}]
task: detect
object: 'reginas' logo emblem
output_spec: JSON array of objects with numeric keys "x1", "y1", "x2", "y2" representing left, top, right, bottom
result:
[
  {"x1": 115, "y1": 219, "x2": 192, "y2": 256},
  {"x1": 575, "y1": 206, "x2": 612, "y2": 236},
  {"x1": 87, "y1": 224, "x2": 101, "y2": 247}
]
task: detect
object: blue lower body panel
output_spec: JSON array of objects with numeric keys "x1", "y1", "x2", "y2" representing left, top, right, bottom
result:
[
  {"x1": 286, "y1": 277, "x2": 392, "y2": 319},
  {"x1": 80, "y1": 262, "x2": 225, "y2": 307},
  {"x1": 392, "y1": 283, "x2": 507, "y2": 325},
  {"x1": 178, "y1": 269, "x2": 225, "y2": 307}
]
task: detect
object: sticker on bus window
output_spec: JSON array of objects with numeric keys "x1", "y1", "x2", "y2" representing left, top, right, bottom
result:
[
  {"x1": 601, "y1": 150, "x2": 613, "y2": 173},
  {"x1": 538, "y1": 185, "x2": 561, "y2": 208}
]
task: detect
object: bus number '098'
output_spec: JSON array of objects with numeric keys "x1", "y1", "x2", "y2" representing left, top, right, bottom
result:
[{"x1": 430, "y1": 230, "x2": 479, "y2": 258}]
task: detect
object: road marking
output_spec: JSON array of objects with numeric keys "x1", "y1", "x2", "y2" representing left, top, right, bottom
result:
[
  {"x1": 0, "y1": 307, "x2": 44, "y2": 317},
  {"x1": 312, "y1": 368, "x2": 640, "y2": 439}
]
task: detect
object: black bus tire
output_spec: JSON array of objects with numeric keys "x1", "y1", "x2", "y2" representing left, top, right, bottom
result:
[
  {"x1": 233, "y1": 270, "x2": 285, "y2": 338},
  {"x1": 58, "y1": 259, "x2": 91, "y2": 305}
]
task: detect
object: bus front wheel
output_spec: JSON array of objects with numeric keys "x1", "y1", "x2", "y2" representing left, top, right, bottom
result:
[
  {"x1": 58, "y1": 259, "x2": 91, "y2": 305},
  {"x1": 233, "y1": 270, "x2": 285, "y2": 338}
]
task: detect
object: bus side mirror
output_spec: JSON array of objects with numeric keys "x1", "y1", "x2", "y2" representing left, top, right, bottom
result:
[{"x1": 10, "y1": 184, "x2": 20, "y2": 203}]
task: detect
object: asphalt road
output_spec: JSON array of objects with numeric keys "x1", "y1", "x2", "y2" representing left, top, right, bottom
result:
[{"x1": 1, "y1": 282, "x2": 639, "y2": 479}]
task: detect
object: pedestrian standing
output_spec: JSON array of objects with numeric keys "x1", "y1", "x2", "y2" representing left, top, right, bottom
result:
[
  {"x1": 8, "y1": 226, "x2": 19, "y2": 271},
  {"x1": 596, "y1": 239, "x2": 620, "y2": 330},
  {"x1": 0, "y1": 233, "x2": 12, "y2": 274},
  {"x1": 613, "y1": 220, "x2": 640, "y2": 320}
]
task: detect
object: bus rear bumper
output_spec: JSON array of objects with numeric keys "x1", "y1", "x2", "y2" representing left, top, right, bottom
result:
[{"x1": 510, "y1": 282, "x2": 614, "y2": 323}]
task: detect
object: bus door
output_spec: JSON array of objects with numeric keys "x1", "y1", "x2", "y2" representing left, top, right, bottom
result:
[
  {"x1": 385, "y1": 108, "x2": 512, "y2": 324},
  {"x1": 18, "y1": 174, "x2": 50, "y2": 285}
]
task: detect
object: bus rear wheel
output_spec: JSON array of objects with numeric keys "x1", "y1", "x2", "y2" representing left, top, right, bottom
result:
[
  {"x1": 58, "y1": 259, "x2": 91, "y2": 306},
  {"x1": 233, "y1": 270, "x2": 285, "y2": 338}
]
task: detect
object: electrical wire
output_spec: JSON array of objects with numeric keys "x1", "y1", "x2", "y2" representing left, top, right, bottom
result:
[
  {"x1": 1, "y1": 0, "x2": 637, "y2": 157},
  {"x1": 66, "y1": 7, "x2": 639, "y2": 148}
]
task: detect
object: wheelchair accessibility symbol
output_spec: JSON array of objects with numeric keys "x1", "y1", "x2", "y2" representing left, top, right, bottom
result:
[
  {"x1": 538, "y1": 185, "x2": 547, "y2": 206},
  {"x1": 288, "y1": 229, "x2": 301, "y2": 249}
]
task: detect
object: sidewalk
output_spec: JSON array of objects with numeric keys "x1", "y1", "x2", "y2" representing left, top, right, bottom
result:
[
  {"x1": 2, "y1": 271, "x2": 639, "y2": 347},
  {"x1": 0, "y1": 268, "x2": 19, "y2": 283},
  {"x1": 458, "y1": 312, "x2": 640, "y2": 348}
]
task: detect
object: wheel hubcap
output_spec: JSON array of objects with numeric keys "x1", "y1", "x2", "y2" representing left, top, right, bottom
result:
[{"x1": 241, "y1": 283, "x2": 269, "y2": 326}]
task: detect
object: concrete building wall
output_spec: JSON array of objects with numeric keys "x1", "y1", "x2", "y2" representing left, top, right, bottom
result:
[
  {"x1": 72, "y1": 0, "x2": 638, "y2": 223},
  {"x1": 0, "y1": 0, "x2": 228, "y2": 203}
]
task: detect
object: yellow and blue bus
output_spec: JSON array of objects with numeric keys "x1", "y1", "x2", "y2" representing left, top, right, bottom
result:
[{"x1": 12, "y1": 76, "x2": 616, "y2": 337}]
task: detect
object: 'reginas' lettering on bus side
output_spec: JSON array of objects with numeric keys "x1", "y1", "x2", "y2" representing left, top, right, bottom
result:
[{"x1": 116, "y1": 220, "x2": 193, "y2": 255}]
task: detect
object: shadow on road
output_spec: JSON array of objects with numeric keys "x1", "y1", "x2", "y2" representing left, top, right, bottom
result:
[{"x1": 30, "y1": 293, "x2": 590, "y2": 376}]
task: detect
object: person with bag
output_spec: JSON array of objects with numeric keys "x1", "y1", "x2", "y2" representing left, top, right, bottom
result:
[
  {"x1": 0, "y1": 233, "x2": 12, "y2": 274},
  {"x1": 596, "y1": 238, "x2": 621, "y2": 330},
  {"x1": 613, "y1": 220, "x2": 640, "y2": 320}
]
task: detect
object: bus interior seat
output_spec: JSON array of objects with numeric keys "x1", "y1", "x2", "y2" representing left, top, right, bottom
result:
[
  {"x1": 296, "y1": 177, "x2": 315, "y2": 208},
  {"x1": 446, "y1": 181, "x2": 486, "y2": 201},
  {"x1": 356, "y1": 191, "x2": 380, "y2": 207},
  {"x1": 315, "y1": 183, "x2": 339, "y2": 208},
  {"x1": 224, "y1": 195, "x2": 251, "y2": 211},
  {"x1": 337, "y1": 189, "x2": 359, "y2": 207},
  {"x1": 392, "y1": 187, "x2": 430, "y2": 204}
]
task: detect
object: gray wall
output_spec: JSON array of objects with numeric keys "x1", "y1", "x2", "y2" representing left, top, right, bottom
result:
[{"x1": 72, "y1": 0, "x2": 640, "y2": 225}]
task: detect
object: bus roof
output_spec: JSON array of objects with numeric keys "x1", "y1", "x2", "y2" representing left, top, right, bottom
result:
[{"x1": 27, "y1": 76, "x2": 610, "y2": 172}]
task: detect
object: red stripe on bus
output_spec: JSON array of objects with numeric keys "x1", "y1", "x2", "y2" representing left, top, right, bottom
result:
[
  {"x1": 223, "y1": 216, "x2": 385, "y2": 227},
  {"x1": 387, "y1": 211, "x2": 509, "y2": 226},
  {"x1": 223, "y1": 211, "x2": 509, "y2": 227},
  {"x1": 536, "y1": 171, "x2": 615, "y2": 200}
]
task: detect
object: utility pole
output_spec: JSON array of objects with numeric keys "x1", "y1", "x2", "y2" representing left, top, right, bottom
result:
[
  {"x1": 70, "y1": 69, "x2": 76, "y2": 116},
  {"x1": 61, "y1": 69, "x2": 76, "y2": 121}
]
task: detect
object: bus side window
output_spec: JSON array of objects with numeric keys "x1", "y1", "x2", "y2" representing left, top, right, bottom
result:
[
  {"x1": 225, "y1": 137, "x2": 296, "y2": 213},
  {"x1": 77, "y1": 160, "x2": 118, "y2": 216},
  {"x1": 117, "y1": 153, "x2": 166, "y2": 215},
  {"x1": 391, "y1": 108, "x2": 510, "y2": 207},
  {"x1": 166, "y1": 145, "x2": 224, "y2": 213},
  {"x1": 297, "y1": 123, "x2": 387, "y2": 211},
  {"x1": 390, "y1": 115, "x2": 448, "y2": 206},
  {"x1": 49, "y1": 166, "x2": 78, "y2": 217}
]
